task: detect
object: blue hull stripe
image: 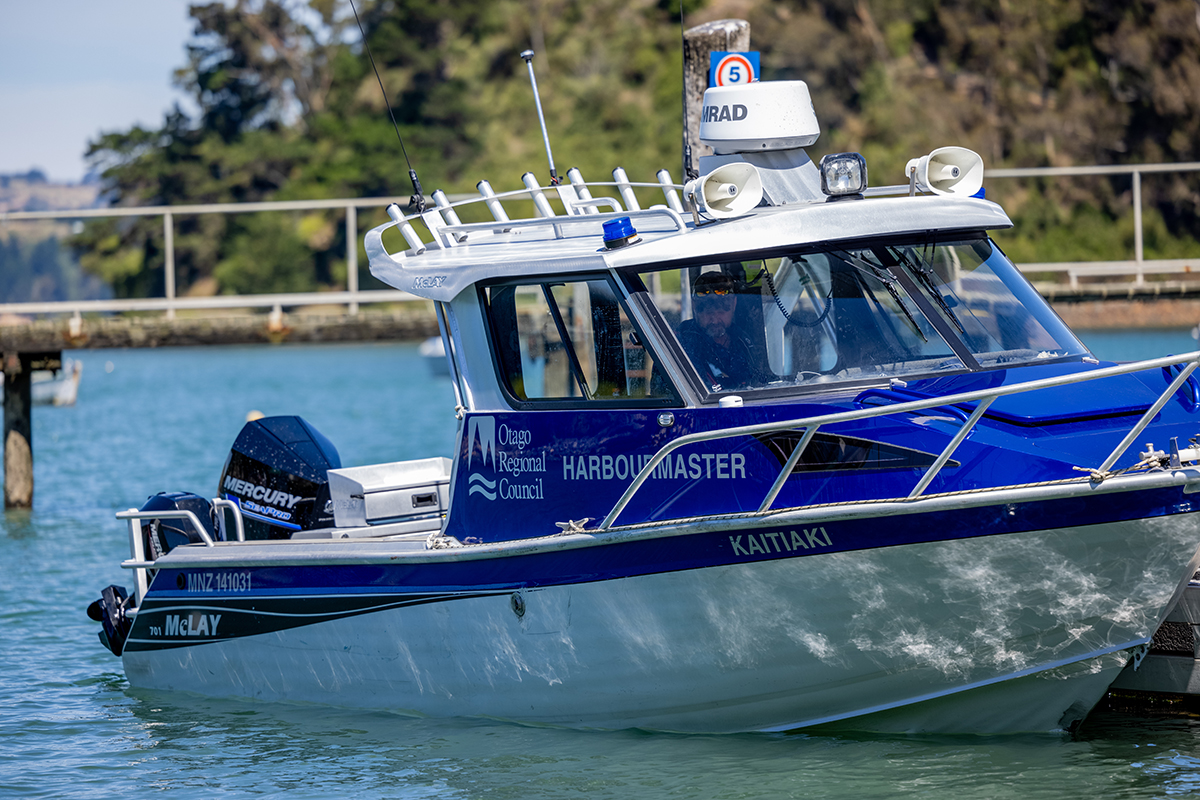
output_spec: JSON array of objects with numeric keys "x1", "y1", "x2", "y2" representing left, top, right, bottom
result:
[{"x1": 126, "y1": 485, "x2": 1196, "y2": 651}]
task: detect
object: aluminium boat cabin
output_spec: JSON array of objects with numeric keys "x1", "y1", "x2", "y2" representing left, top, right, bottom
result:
[{"x1": 90, "y1": 80, "x2": 1200, "y2": 735}]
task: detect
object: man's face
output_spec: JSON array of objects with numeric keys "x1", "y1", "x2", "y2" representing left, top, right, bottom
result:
[{"x1": 695, "y1": 294, "x2": 736, "y2": 340}]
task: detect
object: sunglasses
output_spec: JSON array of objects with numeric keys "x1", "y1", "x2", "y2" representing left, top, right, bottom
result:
[
  {"x1": 695, "y1": 286, "x2": 733, "y2": 296},
  {"x1": 695, "y1": 294, "x2": 736, "y2": 311}
]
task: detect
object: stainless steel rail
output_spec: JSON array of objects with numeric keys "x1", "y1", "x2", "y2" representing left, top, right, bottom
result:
[
  {"x1": 598, "y1": 351, "x2": 1200, "y2": 530},
  {"x1": 116, "y1": 500, "x2": 246, "y2": 605}
]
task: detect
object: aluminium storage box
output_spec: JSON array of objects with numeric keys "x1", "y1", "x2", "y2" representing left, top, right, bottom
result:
[{"x1": 327, "y1": 457, "x2": 452, "y2": 528}]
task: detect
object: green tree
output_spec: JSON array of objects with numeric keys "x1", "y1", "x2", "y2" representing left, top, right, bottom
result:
[
  {"x1": 77, "y1": 0, "x2": 1200, "y2": 297},
  {"x1": 78, "y1": 0, "x2": 691, "y2": 298}
]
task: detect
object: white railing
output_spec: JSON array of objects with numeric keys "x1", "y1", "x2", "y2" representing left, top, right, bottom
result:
[
  {"x1": 988, "y1": 162, "x2": 1200, "y2": 287},
  {"x1": 2, "y1": 162, "x2": 1199, "y2": 318},
  {"x1": 0, "y1": 196, "x2": 429, "y2": 319},
  {"x1": 116, "y1": 501, "x2": 246, "y2": 605}
]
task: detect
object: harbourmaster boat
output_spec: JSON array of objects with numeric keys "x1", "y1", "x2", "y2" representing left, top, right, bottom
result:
[{"x1": 89, "y1": 80, "x2": 1200, "y2": 734}]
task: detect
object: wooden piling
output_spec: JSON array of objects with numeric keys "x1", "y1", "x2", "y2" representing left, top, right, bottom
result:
[
  {"x1": 2, "y1": 351, "x2": 58, "y2": 509},
  {"x1": 682, "y1": 19, "x2": 750, "y2": 180}
]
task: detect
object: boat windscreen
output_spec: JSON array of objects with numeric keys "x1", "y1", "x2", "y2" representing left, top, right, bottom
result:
[
  {"x1": 631, "y1": 236, "x2": 1086, "y2": 394},
  {"x1": 886, "y1": 239, "x2": 1087, "y2": 369}
]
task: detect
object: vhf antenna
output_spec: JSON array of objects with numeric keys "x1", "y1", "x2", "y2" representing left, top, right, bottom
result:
[
  {"x1": 520, "y1": 50, "x2": 559, "y2": 186},
  {"x1": 679, "y1": 0, "x2": 698, "y2": 181},
  {"x1": 349, "y1": 0, "x2": 424, "y2": 212}
]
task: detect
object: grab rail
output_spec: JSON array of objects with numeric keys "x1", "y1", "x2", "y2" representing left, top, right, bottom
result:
[
  {"x1": 212, "y1": 498, "x2": 246, "y2": 542},
  {"x1": 598, "y1": 351, "x2": 1200, "y2": 530},
  {"x1": 366, "y1": 175, "x2": 686, "y2": 265},
  {"x1": 115, "y1": 499, "x2": 246, "y2": 605},
  {"x1": 438, "y1": 205, "x2": 687, "y2": 239},
  {"x1": 115, "y1": 508, "x2": 215, "y2": 546}
]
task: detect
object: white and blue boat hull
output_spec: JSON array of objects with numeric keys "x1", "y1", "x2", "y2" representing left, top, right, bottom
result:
[{"x1": 120, "y1": 473, "x2": 1200, "y2": 734}]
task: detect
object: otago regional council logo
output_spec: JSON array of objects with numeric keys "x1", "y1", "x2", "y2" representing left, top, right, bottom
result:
[
  {"x1": 466, "y1": 416, "x2": 497, "y2": 501},
  {"x1": 465, "y1": 415, "x2": 546, "y2": 502}
]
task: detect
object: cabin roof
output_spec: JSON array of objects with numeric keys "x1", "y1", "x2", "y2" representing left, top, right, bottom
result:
[{"x1": 366, "y1": 189, "x2": 1013, "y2": 302}]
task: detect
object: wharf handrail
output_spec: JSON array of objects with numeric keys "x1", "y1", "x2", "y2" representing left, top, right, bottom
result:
[
  {"x1": 5, "y1": 162, "x2": 1200, "y2": 316},
  {"x1": 1, "y1": 193, "x2": 425, "y2": 320},
  {"x1": 597, "y1": 351, "x2": 1200, "y2": 530},
  {"x1": 0, "y1": 289, "x2": 416, "y2": 316},
  {"x1": 989, "y1": 161, "x2": 1200, "y2": 286}
]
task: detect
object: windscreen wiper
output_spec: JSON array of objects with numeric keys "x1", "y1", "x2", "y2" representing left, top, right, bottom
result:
[
  {"x1": 891, "y1": 247, "x2": 966, "y2": 335},
  {"x1": 838, "y1": 250, "x2": 928, "y2": 343}
]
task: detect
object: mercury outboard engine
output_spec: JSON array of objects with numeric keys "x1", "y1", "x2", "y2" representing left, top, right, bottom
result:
[{"x1": 218, "y1": 415, "x2": 341, "y2": 539}]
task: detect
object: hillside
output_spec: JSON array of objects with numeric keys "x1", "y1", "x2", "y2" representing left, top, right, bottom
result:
[
  {"x1": 49, "y1": 0, "x2": 1200, "y2": 298},
  {"x1": 0, "y1": 172, "x2": 109, "y2": 305}
]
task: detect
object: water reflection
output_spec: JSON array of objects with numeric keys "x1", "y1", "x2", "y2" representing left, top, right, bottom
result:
[
  {"x1": 11, "y1": 342, "x2": 1200, "y2": 799},
  {"x1": 1, "y1": 509, "x2": 37, "y2": 538},
  {"x1": 87, "y1": 686, "x2": 1200, "y2": 800}
]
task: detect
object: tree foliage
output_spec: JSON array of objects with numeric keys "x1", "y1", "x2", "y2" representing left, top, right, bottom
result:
[
  {"x1": 77, "y1": 0, "x2": 1200, "y2": 297},
  {"x1": 0, "y1": 232, "x2": 110, "y2": 304},
  {"x1": 745, "y1": 0, "x2": 1200, "y2": 256}
]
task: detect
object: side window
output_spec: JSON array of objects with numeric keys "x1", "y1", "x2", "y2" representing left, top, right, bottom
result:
[{"x1": 484, "y1": 277, "x2": 675, "y2": 403}]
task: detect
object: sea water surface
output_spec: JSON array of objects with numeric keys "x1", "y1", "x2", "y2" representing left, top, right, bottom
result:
[{"x1": 6, "y1": 332, "x2": 1200, "y2": 799}]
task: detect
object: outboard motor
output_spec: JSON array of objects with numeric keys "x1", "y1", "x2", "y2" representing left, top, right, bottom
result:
[
  {"x1": 218, "y1": 415, "x2": 341, "y2": 539},
  {"x1": 88, "y1": 585, "x2": 131, "y2": 656}
]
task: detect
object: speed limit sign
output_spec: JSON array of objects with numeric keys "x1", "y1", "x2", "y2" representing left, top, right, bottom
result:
[{"x1": 709, "y1": 51, "x2": 760, "y2": 86}]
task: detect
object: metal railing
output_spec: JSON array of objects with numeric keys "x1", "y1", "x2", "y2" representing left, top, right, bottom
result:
[
  {"x1": 2, "y1": 161, "x2": 1199, "y2": 318},
  {"x1": 598, "y1": 350, "x2": 1200, "y2": 530},
  {"x1": 116, "y1": 500, "x2": 246, "y2": 605},
  {"x1": 988, "y1": 162, "x2": 1200, "y2": 287},
  {"x1": 0, "y1": 196, "x2": 427, "y2": 319}
]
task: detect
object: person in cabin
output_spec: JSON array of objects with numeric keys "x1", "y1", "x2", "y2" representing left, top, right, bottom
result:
[{"x1": 676, "y1": 271, "x2": 768, "y2": 391}]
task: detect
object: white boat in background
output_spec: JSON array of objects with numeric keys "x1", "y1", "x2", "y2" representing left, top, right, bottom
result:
[
  {"x1": 1, "y1": 358, "x2": 82, "y2": 406},
  {"x1": 88, "y1": 79, "x2": 1200, "y2": 735},
  {"x1": 419, "y1": 336, "x2": 449, "y2": 376},
  {"x1": 32, "y1": 359, "x2": 82, "y2": 406}
]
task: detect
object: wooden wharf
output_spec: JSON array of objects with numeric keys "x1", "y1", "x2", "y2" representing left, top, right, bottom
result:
[{"x1": 1, "y1": 308, "x2": 439, "y2": 508}]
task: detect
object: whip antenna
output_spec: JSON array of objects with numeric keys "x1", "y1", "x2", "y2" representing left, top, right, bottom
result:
[
  {"x1": 349, "y1": 0, "x2": 425, "y2": 211},
  {"x1": 679, "y1": 0, "x2": 697, "y2": 181},
  {"x1": 520, "y1": 50, "x2": 560, "y2": 186}
]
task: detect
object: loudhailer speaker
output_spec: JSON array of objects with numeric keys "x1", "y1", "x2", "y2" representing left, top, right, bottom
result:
[
  {"x1": 683, "y1": 162, "x2": 764, "y2": 219},
  {"x1": 904, "y1": 147, "x2": 984, "y2": 196}
]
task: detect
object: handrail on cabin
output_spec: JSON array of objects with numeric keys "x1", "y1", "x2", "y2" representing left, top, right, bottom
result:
[
  {"x1": 367, "y1": 170, "x2": 687, "y2": 260},
  {"x1": 597, "y1": 351, "x2": 1200, "y2": 530}
]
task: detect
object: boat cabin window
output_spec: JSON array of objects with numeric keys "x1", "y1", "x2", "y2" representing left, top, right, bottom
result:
[
  {"x1": 629, "y1": 236, "x2": 1086, "y2": 395},
  {"x1": 482, "y1": 276, "x2": 677, "y2": 406}
]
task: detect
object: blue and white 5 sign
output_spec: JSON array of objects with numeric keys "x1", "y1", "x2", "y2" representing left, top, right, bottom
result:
[{"x1": 709, "y1": 51, "x2": 759, "y2": 86}]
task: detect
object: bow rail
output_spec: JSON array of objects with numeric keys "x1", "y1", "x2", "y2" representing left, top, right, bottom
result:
[{"x1": 598, "y1": 351, "x2": 1200, "y2": 530}]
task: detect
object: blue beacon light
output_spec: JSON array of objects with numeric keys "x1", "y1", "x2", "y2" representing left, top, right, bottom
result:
[{"x1": 602, "y1": 217, "x2": 640, "y2": 249}]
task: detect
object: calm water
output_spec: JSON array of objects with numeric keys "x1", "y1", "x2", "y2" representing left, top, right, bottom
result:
[{"x1": 5, "y1": 333, "x2": 1200, "y2": 799}]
